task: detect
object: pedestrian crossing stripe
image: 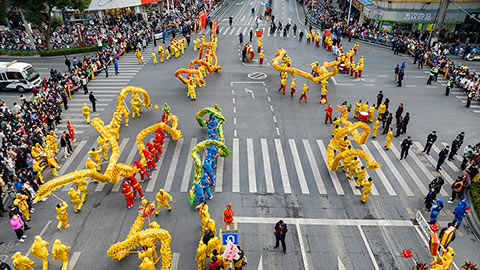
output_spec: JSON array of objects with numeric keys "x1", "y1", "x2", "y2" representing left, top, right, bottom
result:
[{"x1": 49, "y1": 137, "x2": 462, "y2": 197}]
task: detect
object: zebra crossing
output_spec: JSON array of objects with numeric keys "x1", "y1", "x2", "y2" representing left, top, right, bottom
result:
[
  {"x1": 51, "y1": 136, "x2": 462, "y2": 198},
  {"x1": 218, "y1": 25, "x2": 308, "y2": 39},
  {"x1": 54, "y1": 46, "x2": 153, "y2": 159}
]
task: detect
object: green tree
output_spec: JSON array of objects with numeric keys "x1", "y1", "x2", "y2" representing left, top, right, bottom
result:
[{"x1": 16, "y1": 0, "x2": 91, "y2": 50}]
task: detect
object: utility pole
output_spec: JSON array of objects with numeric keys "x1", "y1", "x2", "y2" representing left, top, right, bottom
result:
[
  {"x1": 347, "y1": 0, "x2": 352, "y2": 26},
  {"x1": 433, "y1": 0, "x2": 449, "y2": 40}
]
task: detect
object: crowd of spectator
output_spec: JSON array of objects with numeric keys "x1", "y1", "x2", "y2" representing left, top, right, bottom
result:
[
  {"x1": 0, "y1": 0, "x2": 222, "y2": 217},
  {"x1": 302, "y1": 0, "x2": 479, "y2": 101},
  {"x1": 0, "y1": 0, "x2": 223, "y2": 52}
]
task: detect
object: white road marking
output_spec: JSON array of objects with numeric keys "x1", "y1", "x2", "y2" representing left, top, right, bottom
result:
[
  {"x1": 215, "y1": 157, "x2": 224, "y2": 193},
  {"x1": 146, "y1": 139, "x2": 170, "y2": 192},
  {"x1": 235, "y1": 216, "x2": 414, "y2": 226},
  {"x1": 331, "y1": 76, "x2": 337, "y2": 85},
  {"x1": 338, "y1": 257, "x2": 346, "y2": 270},
  {"x1": 257, "y1": 255, "x2": 263, "y2": 270},
  {"x1": 371, "y1": 141, "x2": 414, "y2": 196},
  {"x1": 413, "y1": 142, "x2": 454, "y2": 185},
  {"x1": 164, "y1": 138, "x2": 184, "y2": 192},
  {"x1": 171, "y1": 253, "x2": 180, "y2": 270},
  {"x1": 261, "y1": 139, "x2": 275, "y2": 193},
  {"x1": 389, "y1": 144, "x2": 429, "y2": 195},
  {"x1": 275, "y1": 139, "x2": 292, "y2": 193},
  {"x1": 296, "y1": 222, "x2": 310, "y2": 270},
  {"x1": 358, "y1": 225, "x2": 381, "y2": 270},
  {"x1": 232, "y1": 138, "x2": 240, "y2": 192},
  {"x1": 67, "y1": 252, "x2": 81, "y2": 270},
  {"x1": 316, "y1": 140, "x2": 345, "y2": 195},
  {"x1": 302, "y1": 140, "x2": 326, "y2": 194},
  {"x1": 247, "y1": 139, "x2": 257, "y2": 193},
  {"x1": 231, "y1": 27, "x2": 237, "y2": 35},
  {"x1": 181, "y1": 138, "x2": 197, "y2": 192},
  {"x1": 289, "y1": 139, "x2": 310, "y2": 194},
  {"x1": 360, "y1": 144, "x2": 396, "y2": 196}
]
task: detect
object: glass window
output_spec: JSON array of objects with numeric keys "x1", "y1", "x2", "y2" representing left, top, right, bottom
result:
[{"x1": 6, "y1": 72, "x2": 24, "y2": 80}]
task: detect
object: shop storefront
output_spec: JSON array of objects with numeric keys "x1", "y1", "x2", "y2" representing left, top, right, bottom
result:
[{"x1": 362, "y1": 5, "x2": 467, "y2": 33}]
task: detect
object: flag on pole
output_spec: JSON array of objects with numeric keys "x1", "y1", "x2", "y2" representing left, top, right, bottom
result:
[{"x1": 199, "y1": 9, "x2": 207, "y2": 31}]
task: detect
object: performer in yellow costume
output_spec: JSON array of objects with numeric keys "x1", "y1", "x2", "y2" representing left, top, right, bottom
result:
[
  {"x1": 131, "y1": 98, "x2": 141, "y2": 119},
  {"x1": 12, "y1": 252, "x2": 34, "y2": 270},
  {"x1": 135, "y1": 49, "x2": 144, "y2": 64},
  {"x1": 347, "y1": 156, "x2": 359, "y2": 179},
  {"x1": 361, "y1": 177, "x2": 373, "y2": 203},
  {"x1": 195, "y1": 241, "x2": 207, "y2": 270},
  {"x1": 68, "y1": 188, "x2": 82, "y2": 213},
  {"x1": 354, "y1": 100, "x2": 362, "y2": 119},
  {"x1": 187, "y1": 78, "x2": 197, "y2": 100},
  {"x1": 361, "y1": 101, "x2": 369, "y2": 112},
  {"x1": 355, "y1": 166, "x2": 366, "y2": 188},
  {"x1": 377, "y1": 102, "x2": 386, "y2": 120},
  {"x1": 88, "y1": 147, "x2": 102, "y2": 171},
  {"x1": 368, "y1": 104, "x2": 375, "y2": 123},
  {"x1": 46, "y1": 149, "x2": 59, "y2": 177},
  {"x1": 14, "y1": 194, "x2": 30, "y2": 221},
  {"x1": 139, "y1": 257, "x2": 155, "y2": 270},
  {"x1": 74, "y1": 178, "x2": 89, "y2": 203},
  {"x1": 32, "y1": 159, "x2": 46, "y2": 184},
  {"x1": 155, "y1": 189, "x2": 173, "y2": 217},
  {"x1": 85, "y1": 157, "x2": 97, "y2": 171},
  {"x1": 165, "y1": 46, "x2": 171, "y2": 61},
  {"x1": 52, "y1": 239, "x2": 70, "y2": 270},
  {"x1": 82, "y1": 103, "x2": 91, "y2": 124},
  {"x1": 158, "y1": 45, "x2": 164, "y2": 63},
  {"x1": 56, "y1": 202, "x2": 69, "y2": 230},
  {"x1": 372, "y1": 120, "x2": 379, "y2": 138},
  {"x1": 152, "y1": 50, "x2": 158, "y2": 64},
  {"x1": 385, "y1": 128, "x2": 393, "y2": 150},
  {"x1": 30, "y1": 236, "x2": 50, "y2": 270},
  {"x1": 97, "y1": 137, "x2": 108, "y2": 160}
]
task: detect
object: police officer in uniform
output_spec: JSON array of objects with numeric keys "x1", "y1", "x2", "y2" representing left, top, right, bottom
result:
[{"x1": 422, "y1": 131, "x2": 437, "y2": 155}]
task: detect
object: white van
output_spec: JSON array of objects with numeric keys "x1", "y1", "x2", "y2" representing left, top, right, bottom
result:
[{"x1": 0, "y1": 61, "x2": 41, "y2": 92}]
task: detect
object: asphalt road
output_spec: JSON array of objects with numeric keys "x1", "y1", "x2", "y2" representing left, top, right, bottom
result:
[{"x1": 1, "y1": 0, "x2": 480, "y2": 269}]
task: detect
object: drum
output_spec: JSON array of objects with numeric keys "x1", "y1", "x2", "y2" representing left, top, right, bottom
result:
[{"x1": 359, "y1": 111, "x2": 368, "y2": 122}]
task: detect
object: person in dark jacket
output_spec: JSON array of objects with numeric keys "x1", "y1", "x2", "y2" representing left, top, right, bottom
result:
[
  {"x1": 401, "y1": 112, "x2": 409, "y2": 134},
  {"x1": 423, "y1": 131, "x2": 437, "y2": 155},
  {"x1": 395, "y1": 116, "x2": 403, "y2": 137},
  {"x1": 395, "y1": 103, "x2": 403, "y2": 125},
  {"x1": 89, "y1": 92, "x2": 97, "y2": 112},
  {"x1": 436, "y1": 145, "x2": 449, "y2": 171},
  {"x1": 60, "y1": 133, "x2": 71, "y2": 159},
  {"x1": 382, "y1": 113, "x2": 393, "y2": 134},
  {"x1": 424, "y1": 189, "x2": 437, "y2": 212},
  {"x1": 397, "y1": 68, "x2": 404, "y2": 87},
  {"x1": 429, "y1": 177, "x2": 445, "y2": 194},
  {"x1": 400, "y1": 136, "x2": 413, "y2": 160},
  {"x1": 274, "y1": 220, "x2": 288, "y2": 254}
]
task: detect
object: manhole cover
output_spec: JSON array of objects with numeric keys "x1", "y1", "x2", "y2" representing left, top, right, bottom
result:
[{"x1": 248, "y1": 72, "x2": 267, "y2": 80}]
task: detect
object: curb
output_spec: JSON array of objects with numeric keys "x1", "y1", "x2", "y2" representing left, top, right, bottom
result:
[{"x1": 466, "y1": 190, "x2": 480, "y2": 241}]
